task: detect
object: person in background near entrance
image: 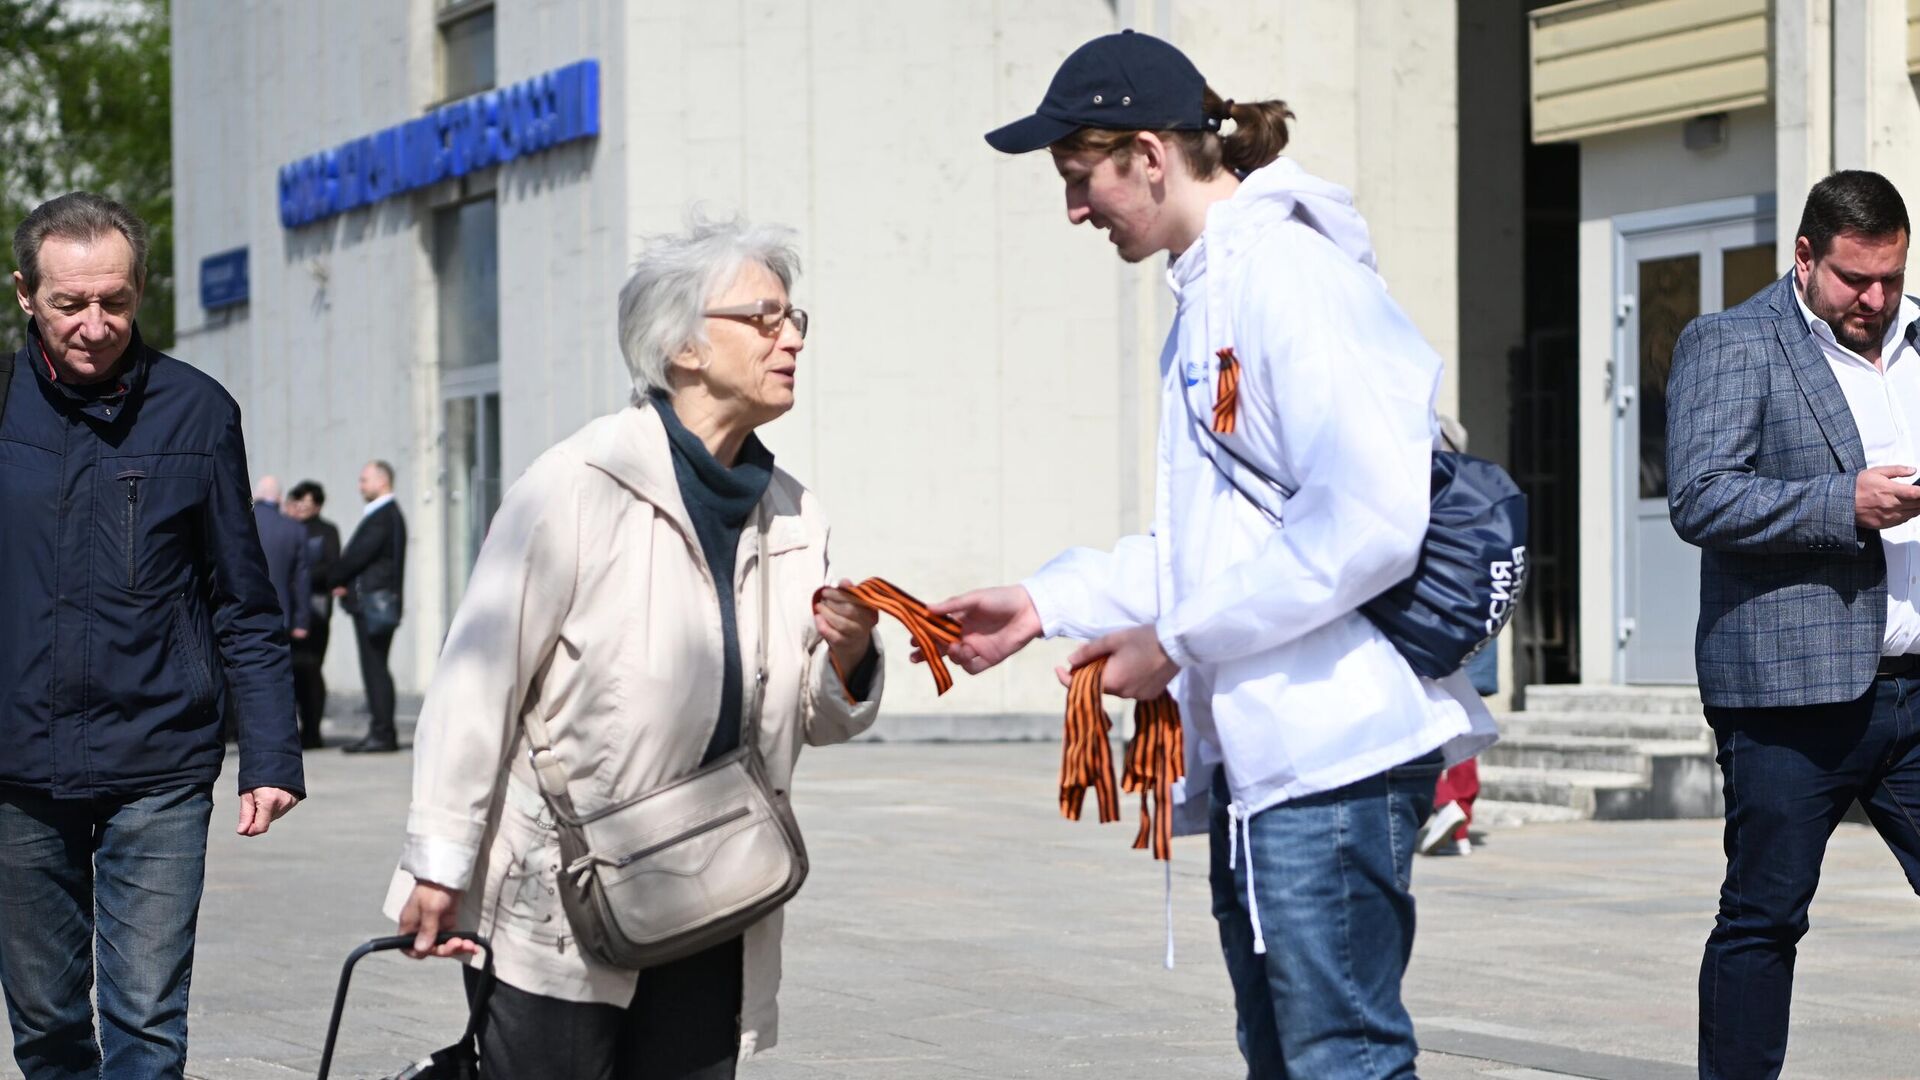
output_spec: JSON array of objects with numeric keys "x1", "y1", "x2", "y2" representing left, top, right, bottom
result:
[
  {"x1": 287, "y1": 480, "x2": 341, "y2": 750},
  {"x1": 0, "y1": 191, "x2": 304, "y2": 1078},
  {"x1": 239, "y1": 476, "x2": 310, "y2": 746},
  {"x1": 938, "y1": 33, "x2": 1496, "y2": 1079},
  {"x1": 327, "y1": 460, "x2": 407, "y2": 754},
  {"x1": 1667, "y1": 170, "x2": 1920, "y2": 1080},
  {"x1": 387, "y1": 215, "x2": 883, "y2": 1078},
  {"x1": 1419, "y1": 415, "x2": 1487, "y2": 859},
  {"x1": 251, "y1": 475, "x2": 312, "y2": 643}
]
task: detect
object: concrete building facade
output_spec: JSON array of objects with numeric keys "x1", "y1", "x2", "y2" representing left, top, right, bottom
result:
[
  {"x1": 177, "y1": 0, "x2": 1920, "y2": 718},
  {"x1": 1528, "y1": 0, "x2": 1920, "y2": 688},
  {"x1": 170, "y1": 0, "x2": 1464, "y2": 724}
]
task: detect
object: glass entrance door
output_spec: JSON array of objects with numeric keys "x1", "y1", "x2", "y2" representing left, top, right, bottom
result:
[
  {"x1": 441, "y1": 387, "x2": 501, "y2": 621},
  {"x1": 1619, "y1": 217, "x2": 1777, "y2": 683}
]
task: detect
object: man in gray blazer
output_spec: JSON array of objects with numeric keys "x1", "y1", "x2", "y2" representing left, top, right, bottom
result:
[{"x1": 1668, "y1": 170, "x2": 1920, "y2": 1079}]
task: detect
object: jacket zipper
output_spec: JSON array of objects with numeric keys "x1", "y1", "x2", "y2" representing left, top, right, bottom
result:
[
  {"x1": 122, "y1": 475, "x2": 141, "y2": 589},
  {"x1": 611, "y1": 805, "x2": 752, "y2": 869}
]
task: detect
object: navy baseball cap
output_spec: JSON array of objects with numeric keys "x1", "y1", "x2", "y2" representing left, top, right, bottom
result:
[{"x1": 985, "y1": 30, "x2": 1217, "y2": 154}]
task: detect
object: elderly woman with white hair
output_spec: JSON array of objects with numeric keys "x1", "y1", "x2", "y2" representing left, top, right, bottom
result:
[{"x1": 385, "y1": 216, "x2": 883, "y2": 1078}]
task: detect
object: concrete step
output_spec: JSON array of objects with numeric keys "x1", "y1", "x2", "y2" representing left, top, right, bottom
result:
[
  {"x1": 1477, "y1": 765, "x2": 1652, "y2": 819},
  {"x1": 1498, "y1": 711, "x2": 1708, "y2": 742},
  {"x1": 1521, "y1": 685, "x2": 1703, "y2": 716},
  {"x1": 1470, "y1": 798, "x2": 1587, "y2": 828},
  {"x1": 1482, "y1": 734, "x2": 1708, "y2": 776},
  {"x1": 1480, "y1": 751, "x2": 1722, "y2": 819}
]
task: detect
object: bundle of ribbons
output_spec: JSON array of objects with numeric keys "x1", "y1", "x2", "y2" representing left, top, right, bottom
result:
[
  {"x1": 818, "y1": 581, "x2": 1186, "y2": 860},
  {"x1": 821, "y1": 578, "x2": 1189, "y2": 967},
  {"x1": 1060, "y1": 656, "x2": 1185, "y2": 861}
]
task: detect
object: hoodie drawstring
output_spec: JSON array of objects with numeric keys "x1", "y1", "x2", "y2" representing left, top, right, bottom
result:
[{"x1": 1225, "y1": 800, "x2": 1267, "y2": 955}]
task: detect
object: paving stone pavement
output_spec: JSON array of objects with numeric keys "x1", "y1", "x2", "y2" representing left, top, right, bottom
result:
[{"x1": 4, "y1": 736, "x2": 1918, "y2": 1079}]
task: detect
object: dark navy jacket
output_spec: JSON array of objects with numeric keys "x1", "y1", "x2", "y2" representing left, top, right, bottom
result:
[
  {"x1": 0, "y1": 323, "x2": 305, "y2": 798},
  {"x1": 252, "y1": 501, "x2": 312, "y2": 634}
]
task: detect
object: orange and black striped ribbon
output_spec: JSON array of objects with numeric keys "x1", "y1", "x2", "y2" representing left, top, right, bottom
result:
[
  {"x1": 1061, "y1": 660, "x2": 1122, "y2": 825},
  {"x1": 1060, "y1": 657, "x2": 1186, "y2": 860},
  {"x1": 814, "y1": 578, "x2": 963, "y2": 695},
  {"x1": 1121, "y1": 693, "x2": 1185, "y2": 860},
  {"x1": 1213, "y1": 348, "x2": 1240, "y2": 434}
]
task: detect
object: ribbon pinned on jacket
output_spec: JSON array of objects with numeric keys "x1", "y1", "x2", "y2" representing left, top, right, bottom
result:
[
  {"x1": 1213, "y1": 348, "x2": 1240, "y2": 434},
  {"x1": 1060, "y1": 657, "x2": 1185, "y2": 861},
  {"x1": 813, "y1": 578, "x2": 963, "y2": 695}
]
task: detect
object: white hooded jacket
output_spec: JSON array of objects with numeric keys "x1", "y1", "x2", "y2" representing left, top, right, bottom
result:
[{"x1": 1024, "y1": 158, "x2": 1498, "y2": 840}]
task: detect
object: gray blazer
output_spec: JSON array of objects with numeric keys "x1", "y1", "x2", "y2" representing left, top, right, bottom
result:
[{"x1": 1667, "y1": 271, "x2": 1895, "y2": 708}]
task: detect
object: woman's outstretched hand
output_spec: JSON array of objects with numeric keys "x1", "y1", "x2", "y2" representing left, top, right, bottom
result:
[{"x1": 927, "y1": 585, "x2": 1043, "y2": 675}]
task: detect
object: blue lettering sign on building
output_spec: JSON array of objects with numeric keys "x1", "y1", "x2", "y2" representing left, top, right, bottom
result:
[
  {"x1": 278, "y1": 59, "x2": 600, "y2": 229},
  {"x1": 200, "y1": 248, "x2": 249, "y2": 309}
]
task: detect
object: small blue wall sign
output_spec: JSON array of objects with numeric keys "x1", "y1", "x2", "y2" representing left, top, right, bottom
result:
[{"x1": 200, "y1": 248, "x2": 249, "y2": 310}]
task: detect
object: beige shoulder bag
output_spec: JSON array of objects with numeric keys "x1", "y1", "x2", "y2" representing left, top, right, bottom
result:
[{"x1": 521, "y1": 507, "x2": 808, "y2": 968}]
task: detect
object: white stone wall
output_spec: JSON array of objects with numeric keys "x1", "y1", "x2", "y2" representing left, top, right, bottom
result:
[
  {"x1": 1158, "y1": 0, "x2": 1463, "y2": 416},
  {"x1": 173, "y1": 0, "x2": 1466, "y2": 717},
  {"x1": 173, "y1": 0, "x2": 441, "y2": 700}
]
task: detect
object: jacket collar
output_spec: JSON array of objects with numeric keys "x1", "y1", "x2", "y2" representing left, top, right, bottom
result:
[
  {"x1": 582, "y1": 401, "x2": 810, "y2": 556},
  {"x1": 27, "y1": 319, "x2": 151, "y2": 426},
  {"x1": 1767, "y1": 271, "x2": 1868, "y2": 473},
  {"x1": 581, "y1": 400, "x2": 706, "y2": 542}
]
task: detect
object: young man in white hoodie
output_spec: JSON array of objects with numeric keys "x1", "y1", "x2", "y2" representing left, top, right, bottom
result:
[{"x1": 934, "y1": 31, "x2": 1496, "y2": 1079}]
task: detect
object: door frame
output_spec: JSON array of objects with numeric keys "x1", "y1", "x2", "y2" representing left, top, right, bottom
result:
[
  {"x1": 1609, "y1": 193, "x2": 1776, "y2": 684},
  {"x1": 439, "y1": 363, "x2": 501, "y2": 627}
]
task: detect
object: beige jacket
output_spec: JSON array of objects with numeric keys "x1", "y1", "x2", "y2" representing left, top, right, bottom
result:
[{"x1": 381, "y1": 401, "x2": 883, "y2": 1057}]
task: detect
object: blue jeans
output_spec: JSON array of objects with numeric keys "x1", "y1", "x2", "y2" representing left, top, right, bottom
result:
[
  {"x1": 1700, "y1": 674, "x2": 1920, "y2": 1080},
  {"x1": 1209, "y1": 753, "x2": 1441, "y2": 1080},
  {"x1": 0, "y1": 785, "x2": 213, "y2": 1079}
]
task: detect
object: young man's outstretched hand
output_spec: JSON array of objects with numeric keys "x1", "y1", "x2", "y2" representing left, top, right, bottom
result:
[
  {"x1": 924, "y1": 586, "x2": 1043, "y2": 673},
  {"x1": 925, "y1": 587, "x2": 1178, "y2": 699}
]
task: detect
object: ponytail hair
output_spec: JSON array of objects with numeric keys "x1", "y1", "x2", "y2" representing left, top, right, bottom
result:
[
  {"x1": 1049, "y1": 85, "x2": 1296, "y2": 180},
  {"x1": 1204, "y1": 87, "x2": 1294, "y2": 176}
]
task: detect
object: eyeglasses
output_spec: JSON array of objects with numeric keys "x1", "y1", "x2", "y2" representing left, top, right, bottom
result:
[{"x1": 703, "y1": 299, "x2": 809, "y2": 340}]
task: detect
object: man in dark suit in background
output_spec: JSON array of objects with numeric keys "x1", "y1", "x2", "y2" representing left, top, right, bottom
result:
[
  {"x1": 327, "y1": 460, "x2": 407, "y2": 754},
  {"x1": 1668, "y1": 170, "x2": 1920, "y2": 1079},
  {"x1": 286, "y1": 480, "x2": 340, "y2": 750},
  {"x1": 250, "y1": 475, "x2": 311, "y2": 645}
]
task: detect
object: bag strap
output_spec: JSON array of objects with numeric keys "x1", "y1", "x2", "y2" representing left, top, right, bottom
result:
[
  {"x1": 745, "y1": 504, "x2": 771, "y2": 747},
  {"x1": 1175, "y1": 372, "x2": 1291, "y2": 524},
  {"x1": 521, "y1": 503, "x2": 773, "y2": 813}
]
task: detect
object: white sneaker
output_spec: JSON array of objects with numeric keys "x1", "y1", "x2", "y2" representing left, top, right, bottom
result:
[
  {"x1": 1417, "y1": 801, "x2": 1468, "y2": 856},
  {"x1": 1455, "y1": 836, "x2": 1472, "y2": 857}
]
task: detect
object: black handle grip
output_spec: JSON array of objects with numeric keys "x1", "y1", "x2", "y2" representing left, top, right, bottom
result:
[{"x1": 316, "y1": 932, "x2": 494, "y2": 1080}]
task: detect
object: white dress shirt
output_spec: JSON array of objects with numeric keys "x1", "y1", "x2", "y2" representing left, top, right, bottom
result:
[
  {"x1": 361, "y1": 492, "x2": 395, "y2": 517},
  {"x1": 1793, "y1": 278, "x2": 1920, "y2": 655}
]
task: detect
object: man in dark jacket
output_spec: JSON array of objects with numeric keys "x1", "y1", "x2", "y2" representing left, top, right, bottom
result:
[
  {"x1": 287, "y1": 479, "x2": 341, "y2": 749},
  {"x1": 251, "y1": 475, "x2": 312, "y2": 640},
  {"x1": 328, "y1": 459, "x2": 407, "y2": 753},
  {"x1": 0, "y1": 193, "x2": 303, "y2": 1077}
]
